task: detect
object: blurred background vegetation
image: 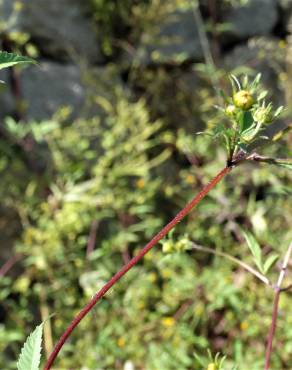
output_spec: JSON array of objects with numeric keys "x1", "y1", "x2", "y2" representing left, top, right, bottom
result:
[{"x1": 0, "y1": 0, "x2": 291, "y2": 369}]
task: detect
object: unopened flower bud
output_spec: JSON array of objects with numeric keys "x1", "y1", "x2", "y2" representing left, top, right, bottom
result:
[
  {"x1": 225, "y1": 104, "x2": 236, "y2": 117},
  {"x1": 233, "y1": 90, "x2": 254, "y2": 110},
  {"x1": 253, "y1": 107, "x2": 272, "y2": 124}
]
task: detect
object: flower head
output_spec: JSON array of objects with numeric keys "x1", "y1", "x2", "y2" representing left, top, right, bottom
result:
[{"x1": 233, "y1": 90, "x2": 254, "y2": 110}]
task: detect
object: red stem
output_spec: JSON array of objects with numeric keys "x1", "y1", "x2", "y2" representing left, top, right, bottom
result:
[
  {"x1": 44, "y1": 166, "x2": 231, "y2": 370},
  {"x1": 0, "y1": 254, "x2": 22, "y2": 277},
  {"x1": 264, "y1": 288, "x2": 281, "y2": 370}
]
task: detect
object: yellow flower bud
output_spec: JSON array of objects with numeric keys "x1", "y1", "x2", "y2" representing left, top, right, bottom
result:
[
  {"x1": 207, "y1": 363, "x2": 217, "y2": 370},
  {"x1": 161, "y1": 317, "x2": 175, "y2": 327},
  {"x1": 225, "y1": 104, "x2": 236, "y2": 116},
  {"x1": 233, "y1": 90, "x2": 254, "y2": 110},
  {"x1": 162, "y1": 240, "x2": 174, "y2": 253}
]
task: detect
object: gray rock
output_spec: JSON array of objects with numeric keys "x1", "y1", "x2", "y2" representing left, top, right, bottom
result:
[
  {"x1": 0, "y1": 0, "x2": 103, "y2": 63},
  {"x1": 125, "y1": 8, "x2": 203, "y2": 66},
  {"x1": 23, "y1": 62, "x2": 86, "y2": 120},
  {"x1": 0, "y1": 61, "x2": 125, "y2": 121},
  {"x1": 0, "y1": 62, "x2": 86, "y2": 120},
  {"x1": 224, "y1": 0, "x2": 278, "y2": 39},
  {"x1": 278, "y1": 0, "x2": 292, "y2": 10},
  {"x1": 278, "y1": 0, "x2": 292, "y2": 32}
]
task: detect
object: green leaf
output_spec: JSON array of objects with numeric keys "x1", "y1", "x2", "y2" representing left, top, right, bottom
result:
[
  {"x1": 257, "y1": 157, "x2": 292, "y2": 170},
  {"x1": 0, "y1": 51, "x2": 35, "y2": 70},
  {"x1": 274, "y1": 106, "x2": 284, "y2": 118},
  {"x1": 257, "y1": 90, "x2": 268, "y2": 101},
  {"x1": 277, "y1": 163, "x2": 292, "y2": 170},
  {"x1": 242, "y1": 230, "x2": 264, "y2": 274},
  {"x1": 263, "y1": 254, "x2": 279, "y2": 274},
  {"x1": 250, "y1": 73, "x2": 262, "y2": 89},
  {"x1": 17, "y1": 323, "x2": 43, "y2": 370},
  {"x1": 229, "y1": 74, "x2": 241, "y2": 92},
  {"x1": 239, "y1": 111, "x2": 254, "y2": 132},
  {"x1": 273, "y1": 158, "x2": 292, "y2": 170}
]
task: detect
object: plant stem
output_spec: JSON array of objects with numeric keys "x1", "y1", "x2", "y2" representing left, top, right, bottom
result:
[
  {"x1": 264, "y1": 241, "x2": 292, "y2": 370},
  {"x1": 0, "y1": 254, "x2": 22, "y2": 277},
  {"x1": 44, "y1": 165, "x2": 232, "y2": 370},
  {"x1": 86, "y1": 220, "x2": 99, "y2": 258},
  {"x1": 191, "y1": 243, "x2": 271, "y2": 286}
]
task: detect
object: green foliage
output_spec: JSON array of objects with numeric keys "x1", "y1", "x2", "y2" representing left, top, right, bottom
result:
[
  {"x1": 194, "y1": 350, "x2": 232, "y2": 370},
  {"x1": 0, "y1": 3, "x2": 291, "y2": 369},
  {"x1": 241, "y1": 230, "x2": 279, "y2": 275},
  {"x1": 0, "y1": 51, "x2": 35, "y2": 70},
  {"x1": 17, "y1": 323, "x2": 43, "y2": 370},
  {"x1": 241, "y1": 230, "x2": 264, "y2": 273}
]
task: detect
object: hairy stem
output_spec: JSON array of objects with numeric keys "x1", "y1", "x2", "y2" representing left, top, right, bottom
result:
[
  {"x1": 44, "y1": 165, "x2": 231, "y2": 369},
  {"x1": 264, "y1": 241, "x2": 292, "y2": 370}
]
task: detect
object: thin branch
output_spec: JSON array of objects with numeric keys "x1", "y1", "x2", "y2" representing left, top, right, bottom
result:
[
  {"x1": 0, "y1": 254, "x2": 22, "y2": 277},
  {"x1": 86, "y1": 220, "x2": 99, "y2": 258},
  {"x1": 264, "y1": 240, "x2": 292, "y2": 370},
  {"x1": 44, "y1": 166, "x2": 232, "y2": 370},
  {"x1": 247, "y1": 153, "x2": 292, "y2": 168},
  {"x1": 191, "y1": 243, "x2": 271, "y2": 286},
  {"x1": 280, "y1": 283, "x2": 292, "y2": 292},
  {"x1": 191, "y1": 1, "x2": 218, "y2": 90},
  {"x1": 173, "y1": 297, "x2": 194, "y2": 320}
]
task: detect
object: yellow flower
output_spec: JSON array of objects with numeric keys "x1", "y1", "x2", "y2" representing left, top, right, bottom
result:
[
  {"x1": 161, "y1": 317, "x2": 175, "y2": 327},
  {"x1": 162, "y1": 240, "x2": 175, "y2": 254},
  {"x1": 185, "y1": 174, "x2": 195, "y2": 185},
  {"x1": 279, "y1": 40, "x2": 286, "y2": 49},
  {"x1": 117, "y1": 337, "x2": 126, "y2": 348},
  {"x1": 240, "y1": 321, "x2": 249, "y2": 331},
  {"x1": 14, "y1": 1, "x2": 23, "y2": 12},
  {"x1": 136, "y1": 178, "x2": 145, "y2": 189},
  {"x1": 207, "y1": 363, "x2": 217, "y2": 370},
  {"x1": 148, "y1": 272, "x2": 157, "y2": 283},
  {"x1": 233, "y1": 90, "x2": 254, "y2": 110}
]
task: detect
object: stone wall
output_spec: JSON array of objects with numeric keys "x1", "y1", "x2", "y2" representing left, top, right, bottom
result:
[{"x1": 0, "y1": 0, "x2": 291, "y2": 121}]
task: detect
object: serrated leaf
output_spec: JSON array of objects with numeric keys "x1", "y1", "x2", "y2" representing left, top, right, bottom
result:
[
  {"x1": 263, "y1": 254, "x2": 279, "y2": 274},
  {"x1": 0, "y1": 51, "x2": 35, "y2": 70},
  {"x1": 17, "y1": 323, "x2": 43, "y2": 370},
  {"x1": 242, "y1": 230, "x2": 264, "y2": 273}
]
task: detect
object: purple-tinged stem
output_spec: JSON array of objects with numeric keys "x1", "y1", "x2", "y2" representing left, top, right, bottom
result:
[
  {"x1": 264, "y1": 241, "x2": 292, "y2": 370},
  {"x1": 44, "y1": 166, "x2": 231, "y2": 369},
  {"x1": 0, "y1": 254, "x2": 22, "y2": 277}
]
